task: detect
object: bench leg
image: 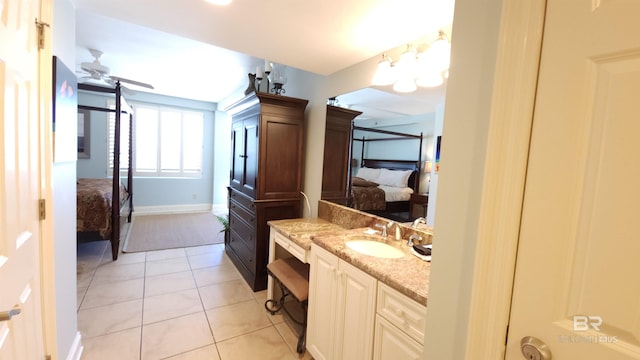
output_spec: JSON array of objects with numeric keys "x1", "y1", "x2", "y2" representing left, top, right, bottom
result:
[
  {"x1": 296, "y1": 301, "x2": 308, "y2": 353},
  {"x1": 264, "y1": 281, "x2": 288, "y2": 315}
]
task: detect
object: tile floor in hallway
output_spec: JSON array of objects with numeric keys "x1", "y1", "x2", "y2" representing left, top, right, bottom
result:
[{"x1": 77, "y1": 240, "x2": 312, "y2": 360}]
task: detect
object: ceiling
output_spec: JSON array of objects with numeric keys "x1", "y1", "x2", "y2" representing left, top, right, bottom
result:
[{"x1": 74, "y1": 0, "x2": 453, "y2": 118}]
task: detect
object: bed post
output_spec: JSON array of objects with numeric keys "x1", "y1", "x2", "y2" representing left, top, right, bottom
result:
[
  {"x1": 111, "y1": 82, "x2": 122, "y2": 260},
  {"x1": 127, "y1": 112, "x2": 134, "y2": 222}
]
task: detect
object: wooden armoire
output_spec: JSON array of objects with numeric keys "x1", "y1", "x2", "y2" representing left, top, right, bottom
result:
[
  {"x1": 225, "y1": 92, "x2": 308, "y2": 291},
  {"x1": 321, "y1": 105, "x2": 362, "y2": 205}
]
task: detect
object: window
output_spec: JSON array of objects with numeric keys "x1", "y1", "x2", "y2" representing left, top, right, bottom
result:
[{"x1": 109, "y1": 101, "x2": 204, "y2": 177}]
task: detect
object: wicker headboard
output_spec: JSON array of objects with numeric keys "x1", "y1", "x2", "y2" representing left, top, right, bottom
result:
[{"x1": 360, "y1": 158, "x2": 421, "y2": 193}]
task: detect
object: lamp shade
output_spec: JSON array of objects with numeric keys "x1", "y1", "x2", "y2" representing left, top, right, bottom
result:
[{"x1": 372, "y1": 56, "x2": 395, "y2": 86}]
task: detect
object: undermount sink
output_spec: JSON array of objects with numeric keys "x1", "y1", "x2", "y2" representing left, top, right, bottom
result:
[{"x1": 345, "y1": 240, "x2": 405, "y2": 259}]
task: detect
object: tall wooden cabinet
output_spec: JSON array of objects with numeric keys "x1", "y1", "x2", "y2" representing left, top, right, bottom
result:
[
  {"x1": 321, "y1": 105, "x2": 362, "y2": 205},
  {"x1": 225, "y1": 92, "x2": 308, "y2": 291}
]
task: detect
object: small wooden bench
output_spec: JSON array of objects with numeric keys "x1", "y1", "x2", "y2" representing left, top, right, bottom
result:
[{"x1": 264, "y1": 257, "x2": 310, "y2": 353}]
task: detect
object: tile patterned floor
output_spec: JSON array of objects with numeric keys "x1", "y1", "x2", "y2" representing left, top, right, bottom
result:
[{"x1": 77, "y1": 240, "x2": 313, "y2": 360}]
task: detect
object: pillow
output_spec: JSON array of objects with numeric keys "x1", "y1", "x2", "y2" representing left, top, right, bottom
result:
[
  {"x1": 355, "y1": 167, "x2": 381, "y2": 182},
  {"x1": 375, "y1": 168, "x2": 413, "y2": 188},
  {"x1": 351, "y1": 177, "x2": 379, "y2": 187}
]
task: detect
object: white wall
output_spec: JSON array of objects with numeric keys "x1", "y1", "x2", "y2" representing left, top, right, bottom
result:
[
  {"x1": 52, "y1": 0, "x2": 80, "y2": 358},
  {"x1": 423, "y1": 0, "x2": 504, "y2": 358}
]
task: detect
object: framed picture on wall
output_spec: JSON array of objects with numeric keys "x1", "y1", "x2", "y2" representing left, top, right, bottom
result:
[
  {"x1": 77, "y1": 108, "x2": 90, "y2": 158},
  {"x1": 435, "y1": 135, "x2": 441, "y2": 173}
]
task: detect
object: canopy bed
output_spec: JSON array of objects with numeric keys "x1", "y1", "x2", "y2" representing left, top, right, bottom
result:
[
  {"x1": 349, "y1": 126, "x2": 423, "y2": 218},
  {"x1": 77, "y1": 82, "x2": 134, "y2": 260}
]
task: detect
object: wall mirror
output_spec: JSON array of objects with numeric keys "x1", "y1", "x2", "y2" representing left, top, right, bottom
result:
[{"x1": 321, "y1": 85, "x2": 445, "y2": 223}]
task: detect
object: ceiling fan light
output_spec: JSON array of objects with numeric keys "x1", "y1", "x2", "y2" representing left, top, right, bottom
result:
[{"x1": 372, "y1": 56, "x2": 395, "y2": 86}]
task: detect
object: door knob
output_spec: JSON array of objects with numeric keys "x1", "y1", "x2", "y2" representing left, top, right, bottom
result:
[
  {"x1": 520, "y1": 336, "x2": 552, "y2": 360},
  {"x1": 0, "y1": 305, "x2": 22, "y2": 321}
]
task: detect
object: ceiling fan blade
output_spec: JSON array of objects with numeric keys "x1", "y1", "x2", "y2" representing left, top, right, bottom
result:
[{"x1": 109, "y1": 75, "x2": 154, "y2": 90}]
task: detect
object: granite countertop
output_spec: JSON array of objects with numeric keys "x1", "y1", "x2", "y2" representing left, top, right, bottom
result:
[
  {"x1": 268, "y1": 218, "x2": 430, "y2": 305},
  {"x1": 267, "y1": 218, "x2": 345, "y2": 250},
  {"x1": 311, "y1": 228, "x2": 430, "y2": 305}
]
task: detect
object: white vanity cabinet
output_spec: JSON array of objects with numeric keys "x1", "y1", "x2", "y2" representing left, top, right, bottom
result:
[
  {"x1": 307, "y1": 244, "x2": 377, "y2": 360},
  {"x1": 373, "y1": 283, "x2": 427, "y2": 359}
]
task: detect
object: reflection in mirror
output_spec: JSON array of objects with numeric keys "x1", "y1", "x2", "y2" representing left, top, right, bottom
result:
[{"x1": 321, "y1": 86, "x2": 445, "y2": 223}]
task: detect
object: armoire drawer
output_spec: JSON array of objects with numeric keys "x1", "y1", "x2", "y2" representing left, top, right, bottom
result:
[
  {"x1": 230, "y1": 200, "x2": 256, "y2": 229},
  {"x1": 229, "y1": 190, "x2": 255, "y2": 212},
  {"x1": 228, "y1": 230, "x2": 255, "y2": 273},
  {"x1": 229, "y1": 212, "x2": 256, "y2": 251}
]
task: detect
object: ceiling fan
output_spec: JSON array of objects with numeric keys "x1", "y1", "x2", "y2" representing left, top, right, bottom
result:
[{"x1": 78, "y1": 48, "x2": 154, "y2": 91}]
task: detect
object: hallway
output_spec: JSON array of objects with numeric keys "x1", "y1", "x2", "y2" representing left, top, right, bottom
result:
[{"x1": 77, "y1": 240, "x2": 311, "y2": 359}]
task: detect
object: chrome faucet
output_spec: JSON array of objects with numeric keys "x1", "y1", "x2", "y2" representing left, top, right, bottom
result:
[
  {"x1": 412, "y1": 217, "x2": 426, "y2": 228},
  {"x1": 374, "y1": 221, "x2": 401, "y2": 240},
  {"x1": 408, "y1": 217, "x2": 427, "y2": 246},
  {"x1": 387, "y1": 221, "x2": 402, "y2": 241},
  {"x1": 374, "y1": 222, "x2": 389, "y2": 238},
  {"x1": 408, "y1": 233, "x2": 422, "y2": 246}
]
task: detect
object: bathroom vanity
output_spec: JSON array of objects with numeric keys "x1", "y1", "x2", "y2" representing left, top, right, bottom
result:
[{"x1": 267, "y1": 200, "x2": 432, "y2": 359}]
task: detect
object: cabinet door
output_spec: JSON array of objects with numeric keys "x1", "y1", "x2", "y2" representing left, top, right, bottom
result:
[
  {"x1": 230, "y1": 117, "x2": 258, "y2": 198},
  {"x1": 230, "y1": 119, "x2": 244, "y2": 192},
  {"x1": 337, "y1": 258, "x2": 377, "y2": 360},
  {"x1": 307, "y1": 244, "x2": 340, "y2": 360},
  {"x1": 373, "y1": 315, "x2": 423, "y2": 360},
  {"x1": 242, "y1": 116, "x2": 258, "y2": 198}
]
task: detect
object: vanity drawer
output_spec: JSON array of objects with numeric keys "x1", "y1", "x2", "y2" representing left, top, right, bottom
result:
[
  {"x1": 376, "y1": 282, "x2": 427, "y2": 344},
  {"x1": 271, "y1": 231, "x2": 307, "y2": 263}
]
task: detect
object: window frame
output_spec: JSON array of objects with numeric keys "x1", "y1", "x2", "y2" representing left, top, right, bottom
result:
[{"x1": 108, "y1": 100, "x2": 204, "y2": 179}]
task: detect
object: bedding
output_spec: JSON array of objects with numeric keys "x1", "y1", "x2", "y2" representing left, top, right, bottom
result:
[
  {"x1": 378, "y1": 185, "x2": 413, "y2": 202},
  {"x1": 77, "y1": 178, "x2": 128, "y2": 239},
  {"x1": 355, "y1": 167, "x2": 381, "y2": 182},
  {"x1": 350, "y1": 176, "x2": 414, "y2": 210},
  {"x1": 351, "y1": 176, "x2": 379, "y2": 187},
  {"x1": 350, "y1": 184, "x2": 386, "y2": 210}
]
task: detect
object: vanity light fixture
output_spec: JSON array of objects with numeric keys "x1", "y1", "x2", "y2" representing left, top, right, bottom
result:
[{"x1": 372, "y1": 30, "x2": 451, "y2": 92}]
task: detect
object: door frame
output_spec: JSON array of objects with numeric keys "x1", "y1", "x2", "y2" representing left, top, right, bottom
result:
[
  {"x1": 37, "y1": 0, "x2": 58, "y2": 356},
  {"x1": 423, "y1": 0, "x2": 546, "y2": 358},
  {"x1": 459, "y1": 0, "x2": 545, "y2": 358}
]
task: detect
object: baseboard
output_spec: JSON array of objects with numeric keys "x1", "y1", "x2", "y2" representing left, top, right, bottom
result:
[
  {"x1": 65, "y1": 331, "x2": 83, "y2": 360},
  {"x1": 133, "y1": 203, "x2": 212, "y2": 216},
  {"x1": 211, "y1": 203, "x2": 228, "y2": 216}
]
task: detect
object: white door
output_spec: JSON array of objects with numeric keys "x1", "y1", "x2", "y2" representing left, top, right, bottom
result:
[
  {"x1": 507, "y1": 1, "x2": 640, "y2": 359},
  {"x1": 0, "y1": 0, "x2": 46, "y2": 359}
]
